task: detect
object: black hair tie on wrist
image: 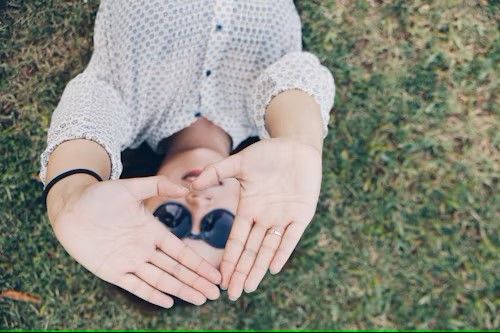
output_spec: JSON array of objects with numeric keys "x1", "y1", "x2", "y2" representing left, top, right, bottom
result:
[{"x1": 42, "y1": 168, "x2": 103, "y2": 209}]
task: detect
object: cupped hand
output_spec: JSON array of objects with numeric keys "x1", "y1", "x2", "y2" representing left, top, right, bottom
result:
[
  {"x1": 191, "y1": 138, "x2": 322, "y2": 300},
  {"x1": 50, "y1": 176, "x2": 222, "y2": 308}
]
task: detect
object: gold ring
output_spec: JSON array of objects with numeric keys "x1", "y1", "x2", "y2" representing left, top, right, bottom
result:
[{"x1": 267, "y1": 228, "x2": 283, "y2": 237}]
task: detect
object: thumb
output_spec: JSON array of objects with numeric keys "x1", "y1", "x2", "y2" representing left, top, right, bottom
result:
[
  {"x1": 121, "y1": 175, "x2": 188, "y2": 201},
  {"x1": 191, "y1": 154, "x2": 242, "y2": 191}
]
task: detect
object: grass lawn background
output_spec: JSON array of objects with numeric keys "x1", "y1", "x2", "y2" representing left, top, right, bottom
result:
[{"x1": 0, "y1": 0, "x2": 498, "y2": 330}]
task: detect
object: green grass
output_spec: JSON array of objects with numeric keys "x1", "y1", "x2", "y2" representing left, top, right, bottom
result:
[{"x1": 1, "y1": 0, "x2": 498, "y2": 330}]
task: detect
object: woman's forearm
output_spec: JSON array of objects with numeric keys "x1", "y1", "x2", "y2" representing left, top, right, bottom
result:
[
  {"x1": 264, "y1": 89, "x2": 324, "y2": 153},
  {"x1": 45, "y1": 139, "x2": 111, "y2": 224}
]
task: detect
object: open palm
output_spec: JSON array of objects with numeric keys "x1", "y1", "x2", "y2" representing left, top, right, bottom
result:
[
  {"x1": 192, "y1": 138, "x2": 322, "y2": 300},
  {"x1": 52, "y1": 176, "x2": 221, "y2": 308}
]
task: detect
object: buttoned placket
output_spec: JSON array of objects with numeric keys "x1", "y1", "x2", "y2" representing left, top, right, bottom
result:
[{"x1": 198, "y1": 0, "x2": 232, "y2": 120}]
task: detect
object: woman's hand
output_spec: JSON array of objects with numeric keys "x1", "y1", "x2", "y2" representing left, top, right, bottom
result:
[
  {"x1": 47, "y1": 175, "x2": 222, "y2": 308},
  {"x1": 191, "y1": 138, "x2": 322, "y2": 300}
]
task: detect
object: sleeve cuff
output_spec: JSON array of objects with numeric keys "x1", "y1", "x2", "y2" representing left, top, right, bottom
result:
[
  {"x1": 39, "y1": 72, "x2": 130, "y2": 184},
  {"x1": 252, "y1": 51, "x2": 335, "y2": 140},
  {"x1": 39, "y1": 134, "x2": 123, "y2": 185}
]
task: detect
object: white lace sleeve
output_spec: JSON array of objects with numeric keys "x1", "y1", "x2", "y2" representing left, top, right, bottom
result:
[
  {"x1": 39, "y1": 72, "x2": 131, "y2": 184},
  {"x1": 39, "y1": 3, "x2": 132, "y2": 184},
  {"x1": 252, "y1": 51, "x2": 335, "y2": 139}
]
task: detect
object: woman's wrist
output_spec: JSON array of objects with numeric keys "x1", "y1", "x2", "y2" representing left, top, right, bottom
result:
[
  {"x1": 46, "y1": 173, "x2": 99, "y2": 225},
  {"x1": 264, "y1": 89, "x2": 324, "y2": 153},
  {"x1": 45, "y1": 139, "x2": 111, "y2": 182},
  {"x1": 44, "y1": 139, "x2": 112, "y2": 224}
]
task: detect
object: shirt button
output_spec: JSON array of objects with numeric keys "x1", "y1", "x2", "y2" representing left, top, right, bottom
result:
[
  {"x1": 194, "y1": 112, "x2": 201, "y2": 117},
  {"x1": 205, "y1": 69, "x2": 212, "y2": 77},
  {"x1": 215, "y1": 22, "x2": 223, "y2": 31}
]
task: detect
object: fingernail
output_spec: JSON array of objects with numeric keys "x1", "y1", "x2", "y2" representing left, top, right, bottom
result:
[
  {"x1": 244, "y1": 287, "x2": 255, "y2": 294},
  {"x1": 219, "y1": 285, "x2": 227, "y2": 291},
  {"x1": 208, "y1": 290, "x2": 220, "y2": 300},
  {"x1": 196, "y1": 298, "x2": 207, "y2": 306},
  {"x1": 163, "y1": 301, "x2": 174, "y2": 309},
  {"x1": 228, "y1": 295, "x2": 239, "y2": 301}
]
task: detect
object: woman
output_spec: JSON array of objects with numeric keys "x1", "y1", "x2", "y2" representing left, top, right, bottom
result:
[{"x1": 42, "y1": 0, "x2": 334, "y2": 308}]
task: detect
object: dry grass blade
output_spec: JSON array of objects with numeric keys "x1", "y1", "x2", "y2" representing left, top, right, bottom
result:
[{"x1": 0, "y1": 289, "x2": 41, "y2": 303}]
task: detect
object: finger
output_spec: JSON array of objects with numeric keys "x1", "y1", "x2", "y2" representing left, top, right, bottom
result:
[
  {"x1": 191, "y1": 154, "x2": 242, "y2": 191},
  {"x1": 117, "y1": 274, "x2": 174, "y2": 308},
  {"x1": 150, "y1": 250, "x2": 220, "y2": 300},
  {"x1": 269, "y1": 222, "x2": 306, "y2": 274},
  {"x1": 244, "y1": 226, "x2": 285, "y2": 293},
  {"x1": 227, "y1": 225, "x2": 267, "y2": 301},
  {"x1": 219, "y1": 214, "x2": 253, "y2": 289},
  {"x1": 136, "y1": 263, "x2": 207, "y2": 306},
  {"x1": 155, "y1": 225, "x2": 222, "y2": 284},
  {"x1": 122, "y1": 175, "x2": 188, "y2": 201}
]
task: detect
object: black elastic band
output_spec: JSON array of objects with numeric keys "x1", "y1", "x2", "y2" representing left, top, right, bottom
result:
[{"x1": 43, "y1": 169, "x2": 103, "y2": 209}]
